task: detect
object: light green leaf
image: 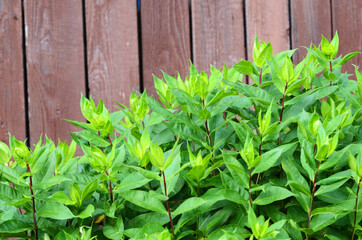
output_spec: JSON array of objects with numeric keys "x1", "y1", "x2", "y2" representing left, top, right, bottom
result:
[
  {"x1": 172, "y1": 197, "x2": 206, "y2": 217},
  {"x1": 253, "y1": 186, "x2": 294, "y2": 205},
  {"x1": 77, "y1": 204, "x2": 95, "y2": 219},
  {"x1": 37, "y1": 201, "x2": 75, "y2": 220},
  {"x1": 253, "y1": 142, "x2": 296, "y2": 174},
  {"x1": 119, "y1": 190, "x2": 167, "y2": 214}
]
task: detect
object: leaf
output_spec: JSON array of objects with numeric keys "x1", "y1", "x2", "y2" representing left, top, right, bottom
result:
[
  {"x1": 81, "y1": 179, "x2": 98, "y2": 202},
  {"x1": 309, "y1": 213, "x2": 336, "y2": 232},
  {"x1": 337, "y1": 52, "x2": 360, "y2": 66},
  {"x1": 0, "y1": 220, "x2": 32, "y2": 233},
  {"x1": 253, "y1": 142, "x2": 297, "y2": 174},
  {"x1": 33, "y1": 175, "x2": 71, "y2": 190},
  {"x1": 124, "y1": 165, "x2": 162, "y2": 181},
  {"x1": 37, "y1": 201, "x2": 75, "y2": 220},
  {"x1": 0, "y1": 182, "x2": 23, "y2": 203},
  {"x1": 76, "y1": 131, "x2": 110, "y2": 147},
  {"x1": 314, "y1": 179, "x2": 349, "y2": 196},
  {"x1": 233, "y1": 60, "x2": 253, "y2": 75},
  {"x1": 103, "y1": 216, "x2": 124, "y2": 240},
  {"x1": 119, "y1": 190, "x2": 167, "y2": 214},
  {"x1": 49, "y1": 192, "x2": 75, "y2": 205},
  {"x1": 114, "y1": 172, "x2": 150, "y2": 193},
  {"x1": 64, "y1": 119, "x2": 96, "y2": 131},
  {"x1": 223, "y1": 79, "x2": 276, "y2": 104},
  {"x1": 172, "y1": 197, "x2": 206, "y2": 217},
  {"x1": 253, "y1": 186, "x2": 294, "y2": 205},
  {"x1": 77, "y1": 204, "x2": 95, "y2": 219},
  {"x1": 223, "y1": 151, "x2": 249, "y2": 189}
]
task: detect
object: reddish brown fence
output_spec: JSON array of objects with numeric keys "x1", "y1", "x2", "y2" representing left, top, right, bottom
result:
[{"x1": 0, "y1": 0, "x2": 361, "y2": 146}]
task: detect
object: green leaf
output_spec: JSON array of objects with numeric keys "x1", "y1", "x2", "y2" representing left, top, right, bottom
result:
[
  {"x1": 119, "y1": 190, "x2": 167, "y2": 214},
  {"x1": 64, "y1": 119, "x2": 96, "y2": 131},
  {"x1": 33, "y1": 175, "x2": 71, "y2": 190},
  {"x1": 77, "y1": 204, "x2": 95, "y2": 219},
  {"x1": 103, "y1": 216, "x2": 124, "y2": 240},
  {"x1": 0, "y1": 220, "x2": 32, "y2": 233},
  {"x1": 314, "y1": 179, "x2": 348, "y2": 196},
  {"x1": 76, "y1": 131, "x2": 110, "y2": 147},
  {"x1": 70, "y1": 184, "x2": 82, "y2": 207},
  {"x1": 49, "y1": 192, "x2": 75, "y2": 205},
  {"x1": 309, "y1": 213, "x2": 336, "y2": 232},
  {"x1": 114, "y1": 172, "x2": 150, "y2": 193},
  {"x1": 223, "y1": 151, "x2": 249, "y2": 188},
  {"x1": 233, "y1": 59, "x2": 253, "y2": 75},
  {"x1": 0, "y1": 182, "x2": 23, "y2": 203},
  {"x1": 253, "y1": 142, "x2": 296, "y2": 174},
  {"x1": 172, "y1": 197, "x2": 206, "y2": 217},
  {"x1": 124, "y1": 165, "x2": 162, "y2": 181},
  {"x1": 337, "y1": 52, "x2": 360, "y2": 65},
  {"x1": 0, "y1": 142, "x2": 11, "y2": 164},
  {"x1": 81, "y1": 179, "x2": 98, "y2": 202},
  {"x1": 37, "y1": 201, "x2": 75, "y2": 220},
  {"x1": 223, "y1": 79, "x2": 276, "y2": 104},
  {"x1": 253, "y1": 186, "x2": 294, "y2": 205}
]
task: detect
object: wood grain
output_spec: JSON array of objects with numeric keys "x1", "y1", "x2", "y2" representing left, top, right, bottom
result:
[
  {"x1": 24, "y1": 0, "x2": 86, "y2": 145},
  {"x1": 0, "y1": 0, "x2": 26, "y2": 143},
  {"x1": 141, "y1": 0, "x2": 191, "y2": 98},
  {"x1": 86, "y1": 0, "x2": 139, "y2": 109},
  {"x1": 191, "y1": 0, "x2": 245, "y2": 73},
  {"x1": 245, "y1": 0, "x2": 290, "y2": 58},
  {"x1": 331, "y1": 0, "x2": 362, "y2": 74},
  {"x1": 290, "y1": 0, "x2": 331, "y2": 63}
]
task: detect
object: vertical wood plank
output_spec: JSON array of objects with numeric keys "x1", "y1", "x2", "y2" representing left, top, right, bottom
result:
[
  {"x1": 86, "y1": 0, "x2": 139, "y2": 109},
  {"x1": 0, "y1": 0, "x2": 26, "y2": 143},
  {"x1": 245, "y1": 0, "x2": 290, "y2": 58},
  {"x1": 290, "y1": 0, "x2": 331, "y2": 63},
  {"x1": 141, "y1": 0, "x2": 191, "y2": 97},
  {"x1": 332, "y1": 0, "x2": 362, "y2": 74},
  {"x1": 24, "y1": 0, "x2": 86, "y2": 145},
  {"x1": 191, "y1": 0, "x2": 245, "y2": 73}
]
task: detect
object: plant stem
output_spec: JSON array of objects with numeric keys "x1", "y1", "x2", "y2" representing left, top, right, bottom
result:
[
  {"x1": 330, "y1": 62, "x2": 333, "y2": 86},
  {"x1": 352, "y1": 178, "x2": 361, "y2": 240},
  {"x1": 249, "y1": 168, "x2": 253, "y2": 207},
  {"x1": 162, "y1": 171, "x2": 175, "y2": 236},
  {"x1": 308, "y1": 161, "x2": 321, "y2": 229},
  {"x1": 256, "y1": 134, "x2": 263, "y2": 185},
  {"x1": 27, "y1": 164, "x2": 38, "y2": 240},
  {"x1": 259, "y1": 68, "x2": 263, "y2": 86},
  {"x1": 105, "y1": 170, "x2": 114, "y2": 204},
  {"x1": 278, "y1": 82, "x2": 288, "y2": 145}
]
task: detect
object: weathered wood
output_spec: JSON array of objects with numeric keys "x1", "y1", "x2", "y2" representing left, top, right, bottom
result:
[
  {"x1": 331, "y1": 0, "x2": 361, "y2": 74},
  {"x1": 290, "y1": 0, "x2": 332, "y2": 63},
  {"x1": 86, "y1": 0, "x2": 139, "y2": 109},
  {"x1": 141, "y1": 0, "x2": 191, "y2": 98},
  {"x1": 245, "y1": 0, "x2": 290, "y2": 58},
  {"x1": 191, "y1": 0, "x2": 245, "y2": 73},
  {"x1": 24, "y1": 0, "x2": 86, "y2": 145},
  {"x1": 0, "y1": 0, "x2": 26, "y2": 143}
]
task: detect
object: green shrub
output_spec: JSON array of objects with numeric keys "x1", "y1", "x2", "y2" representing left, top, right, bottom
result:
[{"x1": 0, "y1": 33, "x2": 361, "y2": 240}]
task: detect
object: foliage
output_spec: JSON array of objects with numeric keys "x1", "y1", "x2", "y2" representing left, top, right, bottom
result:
[{"x1": 0, "y1": 33, "x2": 361, "y2": 240}]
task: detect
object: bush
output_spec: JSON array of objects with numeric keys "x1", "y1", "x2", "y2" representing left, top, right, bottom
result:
[{"x1": 0, "y1": 33, "x2": 361, "y2": 240}]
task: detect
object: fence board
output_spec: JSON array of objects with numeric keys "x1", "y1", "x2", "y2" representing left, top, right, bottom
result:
[
  {"x1": 332, "y1": 0, "x2": 362, "y2": 74},
  {"x1": 86, "y1": 0, "x2": 139, "y2": 109},
  {"x1": 191, "y1": 0, "x2": 245, "y2": 74},
  {"x1": 245, "y1": 0, "x2": 290, "y2": 59},
  {"x1": 141, "y1": 0, "x2": 191, "y2": 97},
  {"x1": 24, "y1": 0, "x2": 85, "y2": 145},
  {"x1": 0, "y1": 0, "x2": 26, "y2": 143},
  {"x1": 290, "y1": 0, "x2": 331, "y2": 63}
]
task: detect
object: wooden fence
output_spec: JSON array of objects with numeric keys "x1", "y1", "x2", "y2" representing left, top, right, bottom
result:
[{"x1": 0, "y1": 0, "x2": 361, "y2": 146}]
